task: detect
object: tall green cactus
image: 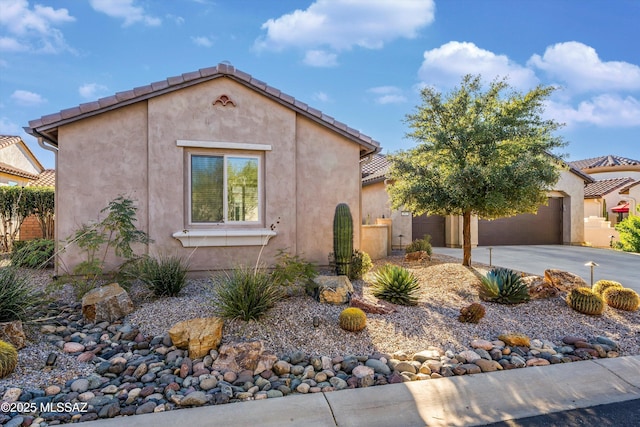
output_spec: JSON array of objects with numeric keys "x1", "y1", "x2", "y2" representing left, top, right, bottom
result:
[{"x1": 333, "y1": 203, "x2": 353, "y2": 276}]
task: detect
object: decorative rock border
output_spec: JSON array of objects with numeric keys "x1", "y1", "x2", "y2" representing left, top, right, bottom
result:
[{"x1": 0, "y1": 303, "x2": 620, "y2": 426}]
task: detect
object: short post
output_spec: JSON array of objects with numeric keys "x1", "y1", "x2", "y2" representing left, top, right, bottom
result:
[
  {"x1": 488, "y1": 247, "x2": 493, "y2": 267},
  {"x1": 610, "y1": 235, "x2": 615, "y2": 248},
  {"x1": 584, "y1": 261, "x2": 598, "y2": 287}
]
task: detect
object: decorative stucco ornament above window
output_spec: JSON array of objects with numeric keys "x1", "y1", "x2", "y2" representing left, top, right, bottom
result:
[{"x1": 213, "y1": 94, "x2": 236, "y2": 107}]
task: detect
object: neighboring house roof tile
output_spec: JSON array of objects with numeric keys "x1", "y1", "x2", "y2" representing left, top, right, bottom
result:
[
  {"x1": 0, "y1": 162, "x2": 39, "y2": 180},
  {"x1": 0, "y1": 135, "x2": 23, "y2": 149},
  {"x1": 361, "y1": 153, "x2": 390, "y2": 185},
  {"x1": 569, "y1": 155, "x2": 640, "y2": 170},
  {"x1": 27, "y1": 63, "x2": 380, "y2": 157},
  {"x1": 618, "y1": 180, "x2": 640, "y2": 194},
  {"x1": 28, "y1": 169, "x2": 56, "y2": 187},
  {"x1": 584, "y1": 177, "x2": 635, "y2": 198}
]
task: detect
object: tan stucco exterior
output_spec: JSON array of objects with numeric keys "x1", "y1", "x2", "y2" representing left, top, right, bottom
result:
[
  {"x1": 51, "y1": 76, "x2": 369, "y2": 273},
  {"x1": 361, "y1": 180, "x2": 412, "y2": 249}
]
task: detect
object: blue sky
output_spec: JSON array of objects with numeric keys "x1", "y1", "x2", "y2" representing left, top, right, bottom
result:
[{"x1": 1, "y1": 0, "x2": 639, "y2": 170}]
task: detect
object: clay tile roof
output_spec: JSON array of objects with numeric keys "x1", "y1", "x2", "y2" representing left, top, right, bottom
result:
[
  {"x1": 618, "y1": 180, "x2": 640, "y2": 194},
  {"x1": 28, "y1": 169, "x2": 56, "y2": 187},
  {"x1": 584, "y1": 177, "x2": 635, "y2": 198},
  {"x1": 361, "y1": 153, "x2": 390, "y2": 185},
  {"x1": 569, "y1": 155, "x2": 640, "y2": 170},
  {"x1": 0, "y1": 135, "x2": 22, "y2": 149},
  {"x1": 0, "y1": 162, "x2": 40, "y2": 180},
  {"x1": 26, "y1": 63, "x2": 380, "y2": 157}
]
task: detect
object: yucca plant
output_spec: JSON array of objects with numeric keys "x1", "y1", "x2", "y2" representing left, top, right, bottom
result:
[
  {"x1": 212, "y1": 266, "x2": 284, "y2": 321},
  {"x1": 370, "y1": 264, "x2": 421, "y2": 306},
  {"x1": 479, "y1": 267, "x2": 530, "y2": 304},
  {"x1": 135, "y1": 255, "x2": 189, "y2": 297}
]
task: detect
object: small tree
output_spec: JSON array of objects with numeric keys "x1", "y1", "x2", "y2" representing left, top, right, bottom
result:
[
  {"x1": 388, "y1": 75, "x2": 565, "y2": 266},
  {"x1": 0, "y1": 187, "x2": 34, "y2": 252},
  {"x1": 30, "y1": 187, "x2": 55, "y2": 239}
]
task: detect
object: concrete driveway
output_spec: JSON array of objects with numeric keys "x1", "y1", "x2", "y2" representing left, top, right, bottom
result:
[{"x1": 433, "y1": 245, "x2": 639, "y2": 293}]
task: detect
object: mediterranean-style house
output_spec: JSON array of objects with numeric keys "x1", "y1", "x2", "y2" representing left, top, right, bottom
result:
[
  {"x1": 0, "y1": 135, "x2": 54, "y2": 241},
  {"x1": 569, "y1": 155, "x2": 640, "y2": 224},
  {"x1": 26, "y1": 63, "x2": 380, "y2": 274},
  {"x1": 361, "y1": 153, "x2": 592, "y2": 248}
]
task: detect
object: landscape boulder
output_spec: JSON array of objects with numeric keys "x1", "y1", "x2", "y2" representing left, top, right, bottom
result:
[
  {"x1": 309, "y1": 275, "x2": 354, "y2": 304},
  {"x1": 349, "y1": 294, "x2": 396, "y2": 314},
  {"x1": 405, "y1": 251, "x2": 430, "y2": 262},
  {"x1": 168, "y1": 317, "x2": 224, "y2": 359},
  {"x1": 81, "y1": 283, "x2": 133, "y2": 323},
  {"x1": 0, "y1": 320, "x2": 27, "y2": 350},
  {"x1": 522, "y1": 275, "x2": 558, "y2": 299},
  {"x1": 212, "y1": 341, "x2": 277, "y2": 375},
  {"x1": 544, "y1": 269, "x2": 588, "y2": 293}
]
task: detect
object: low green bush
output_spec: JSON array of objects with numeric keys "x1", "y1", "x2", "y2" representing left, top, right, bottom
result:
[
  {"x1": 349, "y1": 250, "x2": 373, "y2": 280},
  {"x1": 212, "y1": 266, "x2": 283, "y2": 321},
  {"x1": 0, "y1": 267, "x2": 44, "y2": 322},
  {"x1": 271, "y1": 249, "x2": 317, "y2": 288},
  {"x1": 136, "y1": 255, "x2": 188, "y2": 297},
  {"x1": 405, "y1": 234, "x2": 432, "y2": 255},
  {"x1": 11, "y1": 239, "x2": 54, "y2": 269},
  {"x1": 370, "y1": 264, "x2": 421, "y2": 306}
]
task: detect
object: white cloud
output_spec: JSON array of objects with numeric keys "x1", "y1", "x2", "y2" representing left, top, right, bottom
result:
[
  {"x1": 304, "y1": 50, "x2": 338, "y2": 67},
  {"x1": 167, "y1": 15, "x2": 185, "y2": 25},
  {"x1": 0, "y1": 0, "x2": 75, "y2": 53},
  {"x1": 418, "y1": 41, "x2": 539, "y2": 90},
  {"x1": 313, "y1": 91, "x2": 331, "y2": 102},
  {"x1": 89, "y1": 0, "x2": 161, "y2": 27},
  {"x1": 79, "y1": 83, "x2": 109, "y2": 100},
  {"x1": 0, "y1": 117, "x2": 24, "y2": 136},
  {"x1": 367, "y1": 86, "x2": 407, "y2": 104},
  {"x1": 256, "y1": 0, "x2": 434, "y2": 66},
  {"x1": 528, "y1": 41, "x2": 640, "y2": 93},
  {"x1": 546, "y1": 95, "x2": 640, "y2": 128},
  {"x1": 191, "y1": 36, "x2": 213, "y2": 48},
  {"x1": 11, "y1": 90, "x2": 46, "y2": 106}
]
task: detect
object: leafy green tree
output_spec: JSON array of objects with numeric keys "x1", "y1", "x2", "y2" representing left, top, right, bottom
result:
[
  {"x1": 615, "y1": 206, "x2": 640, "y2": 253},
  {"x1": 0, "y1": 186, "x2": 35, "y2": 252},
  {"x1": 388, "y1": 75, "x2": 565, "y2": 266}
]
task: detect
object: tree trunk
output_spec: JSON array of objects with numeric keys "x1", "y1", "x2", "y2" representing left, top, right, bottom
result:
[{"x1": 462, "y1": 210, "x2": 472, "y2": 266}]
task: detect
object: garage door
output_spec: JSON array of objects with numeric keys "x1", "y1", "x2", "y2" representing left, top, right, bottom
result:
[
  {"x1": 412, "y1": 214, "x2": 446, "y2": 247},
  {"x1": 478, "y1": 197, "x2": 563, "y2": 246}
]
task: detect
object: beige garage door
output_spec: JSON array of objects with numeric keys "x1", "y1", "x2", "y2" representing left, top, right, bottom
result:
[{"x1": 478, "y1": 197, "x2": 563, "y2": 245}]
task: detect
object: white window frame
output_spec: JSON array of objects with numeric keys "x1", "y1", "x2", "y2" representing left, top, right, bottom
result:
[
  {"x1": 187, "y1": 153, "x2": 262, "y2": 226},
  {"x1": 173, "y1": 140, "x2": 275, "y2": 247}
]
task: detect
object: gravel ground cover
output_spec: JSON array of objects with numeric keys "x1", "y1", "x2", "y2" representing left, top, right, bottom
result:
[{"x1": 3, "y1": 252, "x2": 638, "y2": 392}]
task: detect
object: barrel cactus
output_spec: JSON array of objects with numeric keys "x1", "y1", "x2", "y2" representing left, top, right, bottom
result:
[
  {"x1": 458, "y1": 302, "x2": 486, "y2": 323},
  {"x1": 592, "y1": 280, "x2": 623, "y2": 297},
  {"x1": 602, "y1": 287, "x2": 640, "y2": 312},
  {"x1": 333, "y1": 203, "x2": 353, "y2": 277},
  {"x1": 0, "y1": 340, "x2": 18, "y2": 379},
  {"x1": 566, "y1": 287, "x2": 605, "y2": 315},
  {"x1": 339, "y1": 307, "x2": 367, "y2": 332}
]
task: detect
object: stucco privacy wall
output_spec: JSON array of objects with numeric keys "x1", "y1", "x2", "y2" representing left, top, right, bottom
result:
[
  {"x1": 56, "y1": 103, "x2": 149, "y2": 271},
  {"x1": 554, "y1": 168, "x2": 585, "y2": 244},
  {"x1": 54, "y1": 76, "x2": 363, "y2": 272}
]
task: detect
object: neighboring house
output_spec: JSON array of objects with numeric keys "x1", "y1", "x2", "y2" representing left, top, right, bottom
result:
[
  {"x1": 0, "y1": 135, "x2": 43, "y2": 186},
  {"x1": 26, "y1": 63, "x2": 380, "y2": 274},
  {"x1": 361, "y1": 154, "x2": 591, "y2": 247},
  {"x1": 361, "y1": 154, "x2": 411, "y2": 250},
  {"x1": 569, "y1": 155, "x2": 640, "y2": 224},
  {"x1": 0, "y1": 135, "x2": 53, "y2": 241}
]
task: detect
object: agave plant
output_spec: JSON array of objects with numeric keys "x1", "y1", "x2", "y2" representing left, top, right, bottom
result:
[
  {"x1": 479, "y1": 267, "x2": 530, "y2": 304},
  {"x1": 370, "y1": 264, "x2": 421, "y2": 306}
]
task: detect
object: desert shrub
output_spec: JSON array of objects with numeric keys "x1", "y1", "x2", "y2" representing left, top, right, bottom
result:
[
  {"x1": 271, "y1": 249, "x2": 317, "y2": 289},
  {"x1": 479, "y1": 267, "x2": 530, "y2": 304},
  {"x1": 136, "y1": 255, "x2": 188, "y2": 297},
  {"x1": 212, "y1": 266, "x2": 283, "y2": 321},
  {"x1": 370, "y1": 264, "x2": 421, "y2": 306},
  {"x1": 405, "y1": 234, "x2": 432, "y2": 256},
  {"x1": 11, "y1": 239, "x2": 54, "y2": 269},
  {"x1": 0, "y1": 267, "x2": 44, "y2": 322},
  {"x1": 349, "y1": 250, "x2": 373, "y2": 280},
  {"x1": 615, "y1": 213, "x2": 640, "y2": 253}
]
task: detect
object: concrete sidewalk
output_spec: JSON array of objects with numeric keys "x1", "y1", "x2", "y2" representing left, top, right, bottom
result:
[{"x1": 81, "y1": 355, "x2": 640, "y2": 427}]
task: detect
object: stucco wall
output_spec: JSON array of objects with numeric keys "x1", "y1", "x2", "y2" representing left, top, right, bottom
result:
[
  {"x1": 361, "y1": 224, "x2": 388, "y2": 260},
  {"x1": 55, "y1": 77, "x2": 363, "y2": 273},
  {"x1": 362, "y1": 181, "x2": 391, "y2": 223},
  {"x1": 554, "y1": 169, "x2": 585, "y2": 244}
]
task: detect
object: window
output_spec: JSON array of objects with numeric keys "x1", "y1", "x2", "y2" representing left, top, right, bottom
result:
[{"x1": 190, "y1": 154, "x2": 260, "y2": 224}]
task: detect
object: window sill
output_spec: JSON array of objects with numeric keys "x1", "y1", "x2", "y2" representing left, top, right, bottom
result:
[{"x1": 172, "y1": 228, "x2": 276, "y2": 247}]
